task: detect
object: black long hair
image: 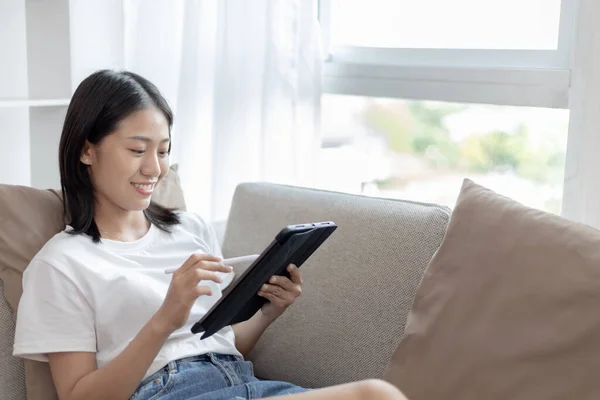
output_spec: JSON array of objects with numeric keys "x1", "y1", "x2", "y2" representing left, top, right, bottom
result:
[{"x1": 59, "y1": 69, "x2": 180, "y2": 243}]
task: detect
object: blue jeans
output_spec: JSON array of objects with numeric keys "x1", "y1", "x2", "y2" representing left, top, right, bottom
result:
[{"x1": 130, "y1": 353, "x2": 308, "y2": 400}]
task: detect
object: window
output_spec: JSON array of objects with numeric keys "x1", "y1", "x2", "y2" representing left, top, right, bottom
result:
[
  {"x1": 331, "y1": 0, "x2": 562, "y2": 50},
  {"x1": 317, "y1": 94, "x2": 569, "y2": 214},
  {"x1": 318, "y1": 1, "x2": 577, "y2": 213},
  {"x1": 322, "y1": 0, "x2": 575, "y2": 69},
  {"x1": 320, "y1": 0, "x2": 577, "y2": 108}
]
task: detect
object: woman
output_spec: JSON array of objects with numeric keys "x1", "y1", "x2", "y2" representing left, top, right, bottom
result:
[{"x1": 13, "y1": 70, "x2": 406, "y2": 400}]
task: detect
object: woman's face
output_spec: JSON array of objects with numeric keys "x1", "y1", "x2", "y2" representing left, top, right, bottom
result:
[{"x1": 81, "y1": 106, "x2": 170, "y2": 213}]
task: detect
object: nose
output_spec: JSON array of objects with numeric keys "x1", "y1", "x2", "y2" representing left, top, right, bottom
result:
[{"x1": 141, "y1": 153, "x2": 161, "y2": 178}]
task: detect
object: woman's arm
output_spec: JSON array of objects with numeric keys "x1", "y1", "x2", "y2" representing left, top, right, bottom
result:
[
  {"x1": 232, "y1": 310, "x2": 275, "y2": 357},
  {"x1": 49, "y1": 315, "x2": 170, "y2": 400},
  {"x1": 232, "y1": 264, "x2": 303, "y2": 357}
]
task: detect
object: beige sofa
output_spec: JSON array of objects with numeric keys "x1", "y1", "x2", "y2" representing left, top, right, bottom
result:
[
  {"x1": 3, "y1": 177, "x2": 600, "y2": 400},
  {"x1": 0, "y1": 178, "x2": 450, "y2": 399}
]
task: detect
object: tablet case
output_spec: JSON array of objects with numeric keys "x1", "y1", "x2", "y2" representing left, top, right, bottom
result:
[{"x1": 191, "y1": 221, "x2": 337, "y2": 339}]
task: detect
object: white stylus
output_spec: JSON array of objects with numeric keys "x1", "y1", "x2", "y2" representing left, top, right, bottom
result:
[{"x1": 163, "y1": 254, "x2": 260, "y2": 274}]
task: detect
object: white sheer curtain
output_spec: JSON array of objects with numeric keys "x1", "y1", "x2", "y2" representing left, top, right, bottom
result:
[
  {"x1": 561, "y1": 0, "x2": 600, "y2": 230},
  {"x1": 122, "y1": 0, "x2": 323, "y2": 221}
]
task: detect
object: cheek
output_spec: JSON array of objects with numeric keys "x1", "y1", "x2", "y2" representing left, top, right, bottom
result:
[
  {"x1": 94, "y1": 157, "x2": 128, "y2": 181},
  {"x1": 120, "y1": 156, "x2": 142, "y2": 178},
  {"x1": 159, "y1": 158, "x2": 170, "y2": 178}
]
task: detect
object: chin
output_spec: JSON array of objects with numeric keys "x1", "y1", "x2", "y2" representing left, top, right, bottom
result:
[
  {"x1": 127, "y1": 198, "x2": 153, "y2": 212},
  {"x1": 140, "y1": 199, "x2": 153, "y2": 211}
]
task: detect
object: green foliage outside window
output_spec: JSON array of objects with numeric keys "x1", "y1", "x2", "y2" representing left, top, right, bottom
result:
[{"x1": 363, "y1": 100, "x2": 565, "y2": 185}]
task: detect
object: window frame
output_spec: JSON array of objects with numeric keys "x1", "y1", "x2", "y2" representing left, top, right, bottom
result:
[{"x1": 319, "y1": 0, "x2": 578, "y2": 109}]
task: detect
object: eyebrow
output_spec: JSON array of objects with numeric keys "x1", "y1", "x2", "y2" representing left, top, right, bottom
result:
[{"x1": 126, "y1": 135, "x2": 170, "y2": 143}]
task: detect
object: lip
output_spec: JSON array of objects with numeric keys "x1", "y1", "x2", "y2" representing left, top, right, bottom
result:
[{"x1": 131, "y1": 182, "x2": 156, "y2": 196}]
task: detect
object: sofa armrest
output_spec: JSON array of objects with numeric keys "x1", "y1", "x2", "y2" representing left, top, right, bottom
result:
[{"x1": 211, "y1": 219, "x2": 227, "y2": 249}]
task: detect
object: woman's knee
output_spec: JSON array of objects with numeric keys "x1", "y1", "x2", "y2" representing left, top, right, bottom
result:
[{"x1": 356, "y1": 379, "x2": 407, "y2": 400}]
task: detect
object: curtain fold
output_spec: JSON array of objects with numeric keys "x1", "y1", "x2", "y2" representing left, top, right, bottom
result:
[
  {"x1": 562, "y1": 0, "x2": 600, "y2": 229},
  {"x1": 122, "y1": 0, "x2": 323, "y2": 221}
]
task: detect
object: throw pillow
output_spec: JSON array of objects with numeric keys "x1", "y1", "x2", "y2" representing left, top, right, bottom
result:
[{"x1": 384, "y1": 179, "x2": 600, "y2": 399}]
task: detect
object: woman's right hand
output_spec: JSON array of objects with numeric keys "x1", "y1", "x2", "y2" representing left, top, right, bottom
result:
[{"x1": 153, "y1": 253, "x2": 233, "y2": 335}]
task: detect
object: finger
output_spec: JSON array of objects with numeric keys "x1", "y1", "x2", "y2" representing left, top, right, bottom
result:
[
  {"x1": 194, "y1": 260, "x2": 233, "y2": 274},
  {"x1": 193, "y1": 285, "x2": 213, "y2": 298},
  {"x1": 180, "y1": 253, "x2": 222, "y2": 273},
  {"x1": 258, "y1": 290, "x2": 274, "y2": 301},
  {"x1": 287, "y1": 264, "x2": 303, "y2": 285},
  {"x1": 260, "y1": 283, "x2": 298, "y2": 302},
  {"x1": 184, "y1": 268, "x2": 223, "y2": 285},
  {"x1": 258, "y1": 290, "x2": 294, "y2": 308},
  {"x1": 267, "y1": 276, "x2": 302, "y2": 296},
  {"x1": 258, "y1": 290, "x2": 286, "y2": 307}
]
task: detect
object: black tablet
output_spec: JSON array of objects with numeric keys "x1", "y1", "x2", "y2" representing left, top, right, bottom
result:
[{"x1": 191, "y1": 221, "x2": 337, "y2": 339}]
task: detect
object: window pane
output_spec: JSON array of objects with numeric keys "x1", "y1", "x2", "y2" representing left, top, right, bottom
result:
[
  {"x1": 318, "y1": 94, "x2": 569, "y2": 214},
  {"x1": 331, "y1": 0, "x2": 562, "y2": 50}
]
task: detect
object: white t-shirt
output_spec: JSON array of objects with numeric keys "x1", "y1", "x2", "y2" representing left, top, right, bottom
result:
[{"x1": 13, "y1": 212, "x2": 242, "y2": 379}]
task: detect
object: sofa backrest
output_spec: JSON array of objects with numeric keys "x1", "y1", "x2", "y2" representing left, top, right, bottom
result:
[
  {"x1": 222, "y1": 182, "x2": 451, "y2": 388},
  {"x1": 0, "y1": 280, "x2": 26, "y2": 400}
]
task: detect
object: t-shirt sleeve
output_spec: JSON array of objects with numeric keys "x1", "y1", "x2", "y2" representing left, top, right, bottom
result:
[{"x1": 13, "y1": 259, "x2": 96, "y2": 362}]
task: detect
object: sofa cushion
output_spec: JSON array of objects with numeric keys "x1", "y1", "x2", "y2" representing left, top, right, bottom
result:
[
  {"x1": 222, "y1": 182, "x2": 451, "y2": 388},
  {"x1": 0, "y1": 185, "x2": 63, "y2": 400},
  {"x1": 152, "y1": 164, "x2": 187, "y2": 211},
  {"x1": 0, "y1": 280, "x2": 26, "y2": 400},
  {"x1": 385, "y1": 179, "x2": 600, "y2": 400},
  {"x1": 0, "y1": 186, "x2": 64, "y2": 313},
  {"x1": 0, "y1": 164, "x2": 185, "y2": 400}
]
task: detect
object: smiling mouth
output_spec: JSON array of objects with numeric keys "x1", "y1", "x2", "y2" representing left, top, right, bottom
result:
[{"x1": 131, "y1": 183, "x2": 155, "y2": 192}]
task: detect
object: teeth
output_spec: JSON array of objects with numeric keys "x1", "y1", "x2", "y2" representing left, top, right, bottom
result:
[{"x1": 132, "y1": 183, "x2": 154, "y2": 191}]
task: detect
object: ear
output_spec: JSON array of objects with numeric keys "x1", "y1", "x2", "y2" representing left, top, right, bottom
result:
[{"x1": 80, "y1": 141, "x2": 94, "y2": 166}]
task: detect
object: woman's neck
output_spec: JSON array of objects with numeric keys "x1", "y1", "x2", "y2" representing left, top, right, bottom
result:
[{"x1": 94, "y1": 207, "x2": 150, "y2": 242}]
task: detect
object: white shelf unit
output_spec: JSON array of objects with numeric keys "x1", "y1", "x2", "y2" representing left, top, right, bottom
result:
[
  {"x1": 0, "y1": 0, "x2": 123, "y2": 189},
  {"x1": 0, "y1": 99, "x2": 70, "y2": 108}
]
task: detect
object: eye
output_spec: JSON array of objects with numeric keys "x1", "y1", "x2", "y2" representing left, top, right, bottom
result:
[
  {"x1": 158, "y1": 151, "x2": 170, "y2": 158},
  {"x1": 130, "y1": 149, "x2": 145, "y2": 155}
]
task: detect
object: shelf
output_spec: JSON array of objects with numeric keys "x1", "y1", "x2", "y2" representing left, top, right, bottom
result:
[{"x1": 0, "y1": 99, "x2": 70, "y2": 108}]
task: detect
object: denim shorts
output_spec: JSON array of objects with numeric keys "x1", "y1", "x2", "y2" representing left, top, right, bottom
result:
[{"x1": 129, "y1": 353, "x2": 308, "y2": 400}]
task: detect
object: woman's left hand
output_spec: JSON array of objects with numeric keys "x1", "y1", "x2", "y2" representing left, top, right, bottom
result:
[{"x1": 258, "y1": 264, "x2": 303, "y2": 321}]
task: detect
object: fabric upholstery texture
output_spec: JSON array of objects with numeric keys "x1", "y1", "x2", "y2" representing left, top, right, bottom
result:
[
  {"x1": 385, "y1": 179, "x2": 600, "y2": 400},
  {"x1": 0, "y1": 280, "x2": 27, "y2": 400},
  {"x1": 222, "y1": 182, "x2": 450, "y2": 388}
]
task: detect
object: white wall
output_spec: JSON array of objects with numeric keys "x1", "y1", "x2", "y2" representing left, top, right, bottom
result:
[
  {"x1": 0, "y1": 108, "x2": 30, "y2": 185},
  {"x1": 0, "y1": 1, "x2": 30, "y2": 185},
  {"x1": 25, "y1": 0, "x2": 71, "y2": 99},
  {"x1": 30, "y1": 107, "x2": 66, "y2": 189},
  {"x1": 0, "y1": 0, "x2": 28, "y2": 99}
]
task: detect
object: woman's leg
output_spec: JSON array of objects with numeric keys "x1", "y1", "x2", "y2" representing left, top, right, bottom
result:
[{"x1": 264, "y1": 379, "x2": 408, "y2": 400}]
